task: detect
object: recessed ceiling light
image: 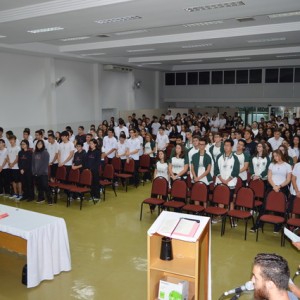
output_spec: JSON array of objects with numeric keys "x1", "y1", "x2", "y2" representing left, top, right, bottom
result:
[
  {"x1": 60, "y1": 36, "x2": 90, "y2": 42},
  {"x1": 181, "y1": 60, "x2": 203, "y2": 63},
  {"x1": 183, "y1": 20, "x2": 223, "y2": 27},
  {"x1": 236, "y1": 17, "x2": 255, "y2": 22},
  {"x1": 139, "y1": 62, "x2": 162, "y2": 65},
  {"x1": 276, "y1": 54, "x2": 300, "y2": 58},
  {"x1": 248, "y1": 37, "x2": 286, "y2": 43},
  {"x1": 96, "y1": 34, "x2": 110, "y2": 38},
  {"x1": 225, "y1": 57, "x2": 251, "y2": 61},
  {"x1": 268, "y1": 11, "x2": 300, "y2": 19},
  {"x1": 127, "y1": 48, "x2": 155, "y2": 53},
  {"x1": 181, "y1": 43, "x2": 213, "y2": 48},
  {"x1": 115, "y1": 29, "x2": 148, "y2": 36},
  {"x1": 0, "y1": 35, "x2": 6, "y2": 38},
  {"x1": 81, "y1": 53, "x2": 106, "y2": 56},
  {"x1": 185, "y1": 1, "x2": 245, "y2": 12},
  {"x1": 27, "y1": 27, "x2": 64, "y2": 34},
  {"x1": 95, "y1": 16, "x2": 141, "y2": 24}
]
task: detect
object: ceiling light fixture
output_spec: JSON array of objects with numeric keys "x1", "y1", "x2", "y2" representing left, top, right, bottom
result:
[
  {"x1": 127, "y1": 48, "x2": 155, "y2": 53},
  {"x1": 81, "y1": 53, "x2": 106, "y2": 56},
  {"x1": 0, "y1": 35, "x2": 6, "y2": 38},
  {"x1": 181, "y1": 60, "x2": 203, "y2": 63},
  {"x1": 95, "y1": 15, "x2": 141, "y2": 24},
  {"x1": 27, "y1": 26, "x2": 64, "y2": 33},
  {"x1": 248, "y1": 37, "x2": 286, "y2": 43},
  {"x1": 181, "y1": 43, "x2": 213, "y2": 48},
  {"x1": 225, "y1": 57, "x2": 251, "y2": 61},
  {"x1": 276, "y1": 54, "x2": 300, "y2": 58},
  {"x1": 183, "y1": 20, "x2": 223, "y2": 27},
  {"x1": 268, "y1": 11, "x2": 300, "y2": 19},
  {"x1": 60, "y1": 36, "x2": 90, "y2": 41},
  {"x1": 139, "y1": 62, "x2": 162, "y2": 65},
  {"x1": 115, "y1": 29, "x2": 148, "y2": 35},
  {"x1": 185, "y1": 1, "x2": 245, "y2": 12}
]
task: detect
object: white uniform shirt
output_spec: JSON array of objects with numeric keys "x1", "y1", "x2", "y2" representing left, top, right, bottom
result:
[
  {"x1": 127, "y1": 137, "x2": 141, "y2": 160},
  {"x1": 0, "y1": 148, "x2": 8, "y2": 169},
  {"x1": 7, "y1": 145, "x2": 20, "y2": 169},
  {"x1": 215, "y1": 154, "x2": 237, "y2": 188},
  {"x1": 269, "y1": 162, "x2": 292, "y2": 186},
  {"x1": 151, "y1": 122, "x2": 161, "y2": 136},
  {"x1": 234, "y1": 152, "x2": 248, "y2": 181},
  {"x1": 268, "y1": 137, "x2": 284, "y2": 151},
  {"x1": 114, "y1": 126, "x2": 129, "y2": 139},
  {"x1": 170, "y1": 157, "x2": 185, "y2": 175},
  {"x1": 59, "y1": 141, "x2": 75, "y2": 166},
  {"x1": 48, "y1": 141, "x2": 59, "y2": 164},
  {"x1": 103, "y1": 136, "x2": 118, "y2": 159},
  {"x1": 155, "y1": 161, "x2": 169, "y2": 182},
  {"x1": 290, "y1": 162, "x2": 300, "y2": 195},
  {"x1": 144, "y1": 142, "x2": 154, "y2": 158},
  {"x1": 156, "y1": 134, "x2": 169, "y2": 151},
  {"x1": 252, "y1": 156, "x2": 268, "y2": 179},
  {"x1": 116, "y1": 141, "x2": 128, "y2": 160}
]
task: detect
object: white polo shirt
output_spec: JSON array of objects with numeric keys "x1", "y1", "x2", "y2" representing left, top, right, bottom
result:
[
  {"x1": 269, "y1": 162, "x2": 292, "y2": 186},
  {"x1": 268, "y1": 137, "x2": 284, "y2": 151},
  {"x1": 48, "y1": 141, "x2": 59, "y2": 164},
  {"x1": 127, "y1": 137, "x2": 140, "y2": 160},
  {"x1": 156, "y1": 133, "x2": 169, "y2": 151},
  {"x1": 7, "y1": 145, "x2": 20, "y2": 169},
  {"x1": 59, "y1": 141, "x2": 75, "y2": 166},
  {"x1": 0, "y1": 148, "x2": 8, "y2": 169},
  {"x1": 103, "y1": 136, "x2": 118, "y2": 159}
]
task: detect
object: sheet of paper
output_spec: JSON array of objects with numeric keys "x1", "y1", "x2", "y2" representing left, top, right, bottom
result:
[
  {"x1": 173, "y1": 219, "x2": 200, "y2": 237},
  {"x1": 156, "y1": 218, "x2": 179, "y2": 237},
  {"x1": 284, "y1": 227, "x2": 300, "y2": 242}
]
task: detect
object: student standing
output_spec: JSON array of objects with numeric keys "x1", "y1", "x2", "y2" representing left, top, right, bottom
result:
[
  {"x1": 234, "y1": 139, "x2": 250, "y2": 186},
  {"x1": 58, "y1": 131, "x2": 75, "y2": 176},
  {"x1": 85, "y1": 139, "x2": 101, "y2": 200},
  {"x1": 32, "y1": 140, "x2": 52, "y2": 204},
  {"x1": 0, "y1": 139, "x2": 10, "y2": 196},
  {"x1": 72, "y1": 142, "x2": 86, "y2": 172},
  {"x1": 102, "y1": 128, "x2": 117, "y2": 164},
  {"x1": 7, "y1": 135, "x2": 22, "y2": 199},
  {"x1": 47, "y1": 134, "x2": 59, "y2": 182},
  {"x1": 168, "y1": 144, "x2": 188, "y2": 185},
  {"x1": 18, "y1": 140, "x2": 34, "y2": 201},
  {"x1": 156, "y1": 126, "x2": 169, "y2": 151}
]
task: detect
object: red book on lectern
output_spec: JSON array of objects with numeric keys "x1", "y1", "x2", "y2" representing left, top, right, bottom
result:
[{"x1": 0, "y1": 213, "x2": 9, "y2": 219}]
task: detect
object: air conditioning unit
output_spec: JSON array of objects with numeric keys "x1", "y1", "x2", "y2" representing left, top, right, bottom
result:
[{"x1": 103, "y1": 64, "x2": 133, "y2": 72}]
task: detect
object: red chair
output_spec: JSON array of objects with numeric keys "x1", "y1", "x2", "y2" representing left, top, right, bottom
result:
[
  {"x1": 286, "y1": 197, "x2": 300, "y2": 231},
  {"x1": 166, "y1": 144, "x2": 174, "y2": 160},
  {"x1": 140, "y1": 177, "x2": 168, "y2": 220},
  {"x1": 69, "y1": 169, "x2": 95, "y2": 210},
  {"x1": 249, "y1": 179, "x2": 265, "y2": 212},
  {"x1": 163, "y1": 180, "x2": 187, "y2": 211},
  {"x1": 256, "y1": 191, "x2": 287, "y2": 246},
  {"x1": 182, "y1": 182, "x2": 208, "y2": 215},
  {"x1": 138, "y1": 154, "x2": 151, "y2": 185},
  {"x1": 233, "y1": 177, "x2": 243, "y2": 200},
  {"x1": 115, "y1": 159, "x2": 135, "y2": 192},
  {"x1": 204, "y1": 184, "x2": 231, "y2": 236},
  {"x1": 112, "y1": 157, "x2": 122, "y2": 174},
  {"x1": 99, "y1": 164, "x2": 117, "y2": 201},
  {"x1": 48, "y1": 166, "x2": 66, "y2": 203},
  {"x1": 224, "y1": 187, "x2": 255, "y2": 240},
  {"x1": 57, "y1": 169, "x2": 80, "y2": 191}
]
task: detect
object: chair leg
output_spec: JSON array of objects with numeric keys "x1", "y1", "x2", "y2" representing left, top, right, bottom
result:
[
  {"x1": 281, "y1": 227, "x2": 285, "y2": 247},
  {"x1": 221, "y1": 216, "x2": 225, "y2": 236},
  {"x1": 140, "y1": 203, "x2": 144, "y2": 221},
  {"x1": 102, "y1": 187, "x2": 106, "y2": 201},
  {"x1": 256, "y1": 226, "x2": 259, "y2": 242},
  {"x1": 112, "y1": 185, "x2": 117, "y2": 197},
  {"x1": 80, "y1": 196, "x2": 83, "y2": 210},
  {"x1": 223, "y1": 216, "x2": 227, "y2": 236},
  {"x1": 125, "y1": 179, "x2": 128, "y2": 192},
  {"x1": 245, "y1": 220, "x2": 248, "y2": 241}
]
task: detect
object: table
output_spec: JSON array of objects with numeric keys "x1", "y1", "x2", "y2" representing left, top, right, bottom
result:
[{"x1": 0, "y1": 204, "x2": 71, "y2": 288}]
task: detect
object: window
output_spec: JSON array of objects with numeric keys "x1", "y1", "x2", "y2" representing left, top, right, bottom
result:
[
  {"x1": 280, "y1": 68, "x2": 293, "y2": 83},
  {"x1": 211, "y1": 71, "x2": 223, "y2": 84},
  {"x1": 224, "y1": 70, "x2": 235, "y2": 84},
  {"x1": 265, "y1": 68, "x2": 279, "y2": 83},
  {"x1": 249, "y1": 69, "x2": 262, "y2": 83},
  {"x1": 295, "y1": 68, "x2": 300, "y2": 82},
  {"x1": 165, "y1": 73, "x2": 175, "y2": 86},
  {"x1": 187, "y1": 72, "x2": 198, "y2": 85},
  {"x1": 176, "y1": 72, "x2": 186, "y2": 85},
  {"x1": 199, "y1": 71, "x2": 210, "y2": 85},
  {"x1": 236, "y1": 70, "x2": 249, "y2": 84}
]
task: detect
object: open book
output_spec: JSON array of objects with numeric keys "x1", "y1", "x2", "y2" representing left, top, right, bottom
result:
[{"x1": 157, "y1": 217, "x2": 200, "y2": 239}]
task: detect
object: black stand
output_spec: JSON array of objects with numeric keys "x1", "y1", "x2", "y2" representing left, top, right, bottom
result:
[{"x1": 230, "y1": 294, "x2": 241, "y2": 300}]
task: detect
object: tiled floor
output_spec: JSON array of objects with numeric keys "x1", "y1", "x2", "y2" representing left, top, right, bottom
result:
[{"x1": 0, "y1": 184, "x2": 299, "y2": 300}]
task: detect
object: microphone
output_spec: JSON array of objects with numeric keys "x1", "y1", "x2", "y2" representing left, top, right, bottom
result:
[
  {"x1": 292, "y1": 267, "x2": 300, "y2": 280},
  {"x1": 224, "y1": 281, "x2": 254, "y2": 296}
]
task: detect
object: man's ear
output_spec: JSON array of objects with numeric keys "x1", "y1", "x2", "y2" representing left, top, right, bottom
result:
[{"x1": 266, "y1": 280, "x2": 276, "y2": 291}]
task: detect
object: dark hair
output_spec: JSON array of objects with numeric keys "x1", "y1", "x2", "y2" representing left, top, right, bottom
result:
[
  {"x1": 35, "y1": 129, "x2": 43, "y2": 136},
  {"x1": 90, "y1": 138, "x2": 98, "y2": 150},
  {"x1": 86, "y1": 133, "x2": 92, "y2": 138},
  {"x1": 224, "y1": 139, "x2": 234, "y2": 147},
  {"x1": 238, "y1": 138, "x2": 246, "y2": 147},
  {"x1": 65, "y1": 126, "x2": 72, "y2": 131},
  {"x1": 157, "y1": 150, "x2": 166, "y2": 162},
  {"x1": 192, "y1": 135, "x2": 201, "y2": 141},
  {"x1": 176, "y1": 135, "x2": 183, "y2": 140},
  {"x1": 175, "y1": 144, "x2": 185, "y2": 158},
  {"x1": 76, "y1": 142, "x2": 84, "y2": 147},
  {"x1": 108, "y1": 127, "x2": 115, "y2": 133},
  {"x1": 8, "y1": 134, "x2": 16, "y2": 141},
  {"x1": 254, "y1": 253, "x2": 289, "y2": 291},
  {"x1": 78, "y1": 126, "x2": 84, "y2": 130},
  {"x1": 35, "y1": 140, "x2": 45, "y2": 152},
  {"x1": 119, "y1": 133, "x2": 126, "y2": 139},
  {"x1": 0, "y1": 138, "x2": 5, "y2": 144},
  {"x1": 21, "y1": 139, "x2": 29, "y2": 148},
  {"x1": 0, "y1": 127, "x2": 3, "y2": 133},
  {"x1": 199, "y1": 137, "x2": 207, "y2": 144},
  {"x1": 48, "y1": 134, "x2": 55, "y2": 139},
  {"x1": 61, "y1": 130, "x2": 69, "y2": 137},
  {"x1": 23, "y1": 128, "x2": 30, "y2": 134},
  {"x1": 272, "y1": 149, "x2": 285, "y2": 163},
  {"x1": 47, "y1": 130, "x2": 54, "y2": 135},
  {"x1": 254, "y1": 142, "x2": 268, "y2": 158}
]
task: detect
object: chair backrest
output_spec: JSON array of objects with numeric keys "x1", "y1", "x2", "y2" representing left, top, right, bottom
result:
[
  {"x1": 171, "y1": 180, "x2": 187, "y2": 200},
  {"x1": 166, "y1": 144, "x2": 174, "y2": 159},
  {"x1": 103, "y1": 164, "x2": 114, "y2": 180},
  {"x1": 56, "y1": 166, "x2": 66, "y2": 181},
  {"x1": 124, "y1": 159, "x2": 135, "y2": 173},
  {"x1": 140, "y1": 154, "x2": 150, "y2": 168},
  {"x1": 209, "y1": 176, "x2": 216, "y2": 193},
  {"x1": 67, "y1": 169, "x2": 80, "y2": 184},
  {"x1": 265, "y1": 191, "x2": 286, "y2": 214},
  {"x1": 234, "y1": 177, "x2": 243, "y2": 194},
  {"x1": 151, "y1": 176, "x2": 168, "y2": 198},
  {"x1": 212, "y1": 184, "x2": 231, "y2": 206},
  {"x1": 79, "y1": 169, "x2": 92, "y2": 186},
  {"x1": 186, "y1": 174, "x2": 193, "y2": 190},
  {"x1": 292, "y1": 197, "x2": 300, "y2": 215},
  {"x1": 235, "y1": 187, "x2": 255, "y2": 209},
  {"x1": 112, "y1": 157, "x2": 122, "y2": 172},
  {"x1": 99, "y1": 164, "x2": 104, "y2": 178},
  {"x1": 190, "y1": 182, "x2": 208, "y2": 203},
  {"x1": 249, "y1": 179, "x2": 265, "y2": 199}
]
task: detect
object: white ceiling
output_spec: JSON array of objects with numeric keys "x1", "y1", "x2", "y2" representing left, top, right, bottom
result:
[{"x1": 0, "y1": 0, "x2": 300, "y2": 70}]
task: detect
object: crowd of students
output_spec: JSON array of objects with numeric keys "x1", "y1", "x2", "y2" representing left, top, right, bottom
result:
[{"x1": 0, "y1": 109, "x2": 300, "y2": 217}]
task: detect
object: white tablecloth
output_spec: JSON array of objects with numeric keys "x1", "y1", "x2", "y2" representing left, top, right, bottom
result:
[{"x1": 0, "y1": 204, "x2": 71, "y2": 288}]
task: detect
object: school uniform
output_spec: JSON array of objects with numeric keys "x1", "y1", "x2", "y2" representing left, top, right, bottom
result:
[
  {"x1": 85, "y1": 149, "x2": 101, "y2": 199},
  {"x1": 191, "y1": 151, "x2": 213, "y2": 185},
  {"x1": 249, "y1": 156, "x2": 270, "y2": 181},
  {"x1": 18, "y1": 149, "x2": 34, "y2": 200},
  {"x1": 127, "y1": 137, "x2": 141, "y2": 186},
  {"x1": 234, "y1": 151, "x2": 251, "y2": 185},
  {"x1": 0, "y1": 148, "x2": 10, "y2": 195}
]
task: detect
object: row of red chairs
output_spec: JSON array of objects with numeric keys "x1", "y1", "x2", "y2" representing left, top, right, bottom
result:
[{"x1": 140, "y1": 177, "x2": 300, "y2": 246}]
